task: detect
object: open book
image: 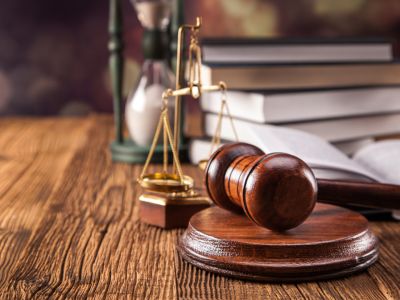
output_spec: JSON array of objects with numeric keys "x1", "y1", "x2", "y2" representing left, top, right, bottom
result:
[{"x1": 190, "y1": 122, "x2": 400, "y2": 219}]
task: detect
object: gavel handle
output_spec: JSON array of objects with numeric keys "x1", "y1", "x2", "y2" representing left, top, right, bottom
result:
[{"x1": 317, "y1": 179, "x2": 400, "y2": 210}]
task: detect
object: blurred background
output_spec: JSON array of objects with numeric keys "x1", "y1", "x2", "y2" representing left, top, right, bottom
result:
[{"x1": 1, "y1": 0, "x2": 400, "y2": 115}]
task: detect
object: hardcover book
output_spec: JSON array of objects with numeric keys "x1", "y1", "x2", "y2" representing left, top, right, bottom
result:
[
  {"x1": 201, "y1": 62, "x2": 400, "y2": 91},
  {"x1": 202, "y1": 38, "x2": 393, "y2": 64},
  {"x1": 204, "y1": 112, "x2": 400, "y2": 143},
  {"x1": 200, "y1": 87, "x2": 400, "y2": 123}
]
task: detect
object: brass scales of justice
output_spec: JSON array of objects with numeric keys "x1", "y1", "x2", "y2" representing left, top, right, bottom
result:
[
  {"x1": 137, "y1": 17, "x2": 238, "y2": 229},
  {"x1": 136, "y1": 17, "x2": 381, "y2": 282}
]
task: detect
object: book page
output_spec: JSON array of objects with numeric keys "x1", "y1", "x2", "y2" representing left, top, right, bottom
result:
[
  {"x1": 252, "y1": 125, "x2": 379, "y2": 181},
  {"x1": 312, "y1": 167, "x2": 376, "y2": 182},
  {"x1": 354, "y1": 139, "x2": 400, "y2": 220},
  {"x1": 205, "y1": 114, "x2": 379, "y2": 181},
  {"x1": 354, "y1": 140, "x2": 400, "y2": 184}
]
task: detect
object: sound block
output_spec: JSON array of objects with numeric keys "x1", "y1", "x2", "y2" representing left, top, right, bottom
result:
[
  {"x1": 139, "y1": 192, "x2": 211, "y2": 229},
  {"x1": 178, "y1": 204, "x2": 379, "y2": 282}
]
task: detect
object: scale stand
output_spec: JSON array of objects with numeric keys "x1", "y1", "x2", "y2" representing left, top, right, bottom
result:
[{"x1": 137, "y1": 18, "x2": 237, "y2": 229}]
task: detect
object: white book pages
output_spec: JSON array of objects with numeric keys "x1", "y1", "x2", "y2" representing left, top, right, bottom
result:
[
  {"x1": 334, "y1": 138, "x2": 374, "y2": 156},
  {"x1": 354, "y1": 140, "x2": 400, "y2": 184},
  {"x1": 289, "y1": 114, "x2": 400, "y2": 142},
  {"x1": 201, "y1": 91, "x2": 266, "y2": 123},
  {"x1": 354, "y1": 140, "x2": 400, "y2": 219},
  {"x1": 311, "y1": 168, "x2": 374, "y2": 181},
  {"x1": 204, "y1": 114, "x2": 380, "y2": 181}
]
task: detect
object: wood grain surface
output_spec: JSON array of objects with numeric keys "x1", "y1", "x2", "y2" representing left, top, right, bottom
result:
[{"x1": 0, "y1": 115, "x2": 399, "y2": 299}]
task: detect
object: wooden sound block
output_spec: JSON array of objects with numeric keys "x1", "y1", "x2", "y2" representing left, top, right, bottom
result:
[
  {"x1": 139, "y1": 192, "x2": 211, "y2": 229},
  {"x1": 178, "y1": 204, "x2": 379, "y2": 282}
]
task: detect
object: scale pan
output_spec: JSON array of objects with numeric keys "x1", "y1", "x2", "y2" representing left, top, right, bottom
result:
[{"x1": 139, "y1": 173, "x2": 194, "y2": 193}]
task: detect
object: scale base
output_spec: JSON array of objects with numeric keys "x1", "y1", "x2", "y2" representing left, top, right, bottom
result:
[
  {"x1": 178, "y1": 204, "x2": 379, "y2": 282},
  {"x1": 139, "y1": 192, "x2": 211, "y2": 229},
  {"x1": 110, "y1": 140, "x2": 188, "y2": 164}
]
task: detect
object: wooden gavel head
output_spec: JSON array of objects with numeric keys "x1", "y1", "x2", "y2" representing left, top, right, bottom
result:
[{"x1": 205, "y1": 143, "x2": 318, "y2": 231}]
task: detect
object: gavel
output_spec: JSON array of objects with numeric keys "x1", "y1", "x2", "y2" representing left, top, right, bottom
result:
[{"x1": 205, "y1": 142, "x2": 400, "y2": 231}]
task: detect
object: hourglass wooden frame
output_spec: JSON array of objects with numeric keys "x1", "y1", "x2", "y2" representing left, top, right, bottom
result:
[{"x1": 108, "y1": 0, "x2": 186, "y2": 164}]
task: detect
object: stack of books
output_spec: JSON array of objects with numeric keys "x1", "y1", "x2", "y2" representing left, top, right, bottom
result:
[{"x1": 190, "y1": 38, "x2": 400, "y2": 164}]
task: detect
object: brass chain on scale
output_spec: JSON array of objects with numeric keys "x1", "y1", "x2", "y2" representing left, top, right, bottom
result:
[{"x1": 198, "y1": 83, "x2": 239, "y2": 170}]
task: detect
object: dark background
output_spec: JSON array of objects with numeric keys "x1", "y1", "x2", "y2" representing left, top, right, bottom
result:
[{"x1": 1, "y1": 0, "x2": 400, "y2": 115}]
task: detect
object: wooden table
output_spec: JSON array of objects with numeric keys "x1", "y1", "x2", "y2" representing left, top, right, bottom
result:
[{"x1": 0, "y1": 115, "x2": 399, "y2": 299}]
